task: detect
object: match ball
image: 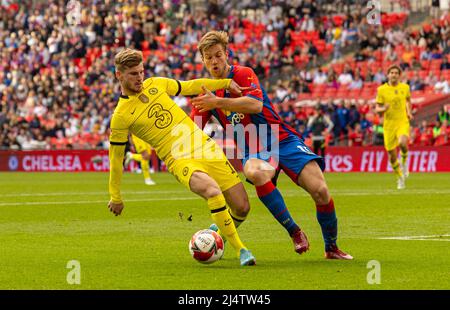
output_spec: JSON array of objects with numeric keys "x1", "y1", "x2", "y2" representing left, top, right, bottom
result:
[{"x1": 189, "y1": 229, "x2": 224, "y2": 264}]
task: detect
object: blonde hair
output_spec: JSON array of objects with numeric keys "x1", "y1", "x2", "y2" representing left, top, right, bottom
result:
[
  {"x1": 387, "y1": 64, "x2": 402, "y2": 75},
  {"x1": 114, "y1": 48, "x2": 143, "y2": 72},
  {"x1": 198, "y1": 31, "x2": 229, "y2": 57}
]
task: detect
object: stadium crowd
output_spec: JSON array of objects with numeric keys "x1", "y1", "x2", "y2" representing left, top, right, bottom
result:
[{"x1": 0, "y1": 0, "x2": 449, "y2": 151}]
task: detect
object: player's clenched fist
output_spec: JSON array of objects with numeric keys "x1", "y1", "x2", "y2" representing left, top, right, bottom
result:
[{"x1": 108, "y1": 200, "x2": 124, "y2": 216}]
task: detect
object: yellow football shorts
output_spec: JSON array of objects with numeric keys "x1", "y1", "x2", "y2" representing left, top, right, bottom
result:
[
  {"x1": 132, "y1": 135, "x2": 153, "y2": 154},
  {"x1": 169, "y1": 153, "x2": 241, "y2": 193},
  {"x1": 383, "y1": 122, "x2": 410, "y2": 151}
]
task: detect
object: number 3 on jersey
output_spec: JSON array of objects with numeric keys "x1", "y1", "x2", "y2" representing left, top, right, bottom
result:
[{"x1": 148, "y1": 103, "x2": 173, "y2": 129}]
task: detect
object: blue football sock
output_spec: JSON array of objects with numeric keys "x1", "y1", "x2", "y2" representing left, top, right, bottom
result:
[
  {"x1": 256, "y1": 181, "x2": 299, "y2": 235},
  {"x1": 316, "y1": 198, "x2": 338, "y2": 251}
]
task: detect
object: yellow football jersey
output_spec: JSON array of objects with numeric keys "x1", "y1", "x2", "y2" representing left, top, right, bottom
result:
[
  {"x1": 109, "y1": 77, "x2": 231, "y2": 203},
  {"x1": 375, "y1": 82, "x2": 410, "y2": 128}
]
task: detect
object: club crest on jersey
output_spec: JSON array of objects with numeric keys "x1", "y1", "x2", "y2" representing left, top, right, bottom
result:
[
  {"x1": 148, "y1": 88, "x2": 158, "y2": 95},
  {"x1": 182, "y1": 167, "x2": 189, "y2": 176},
  {"x1": 138, "y1": 94, "x2": 149, "y2": 103}
]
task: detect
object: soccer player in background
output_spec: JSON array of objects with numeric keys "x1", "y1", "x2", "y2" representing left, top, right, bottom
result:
[
  {"x1": 125, "y1": 134, "x2": 156, "y2": 185},
  {"x1": 108, "y1": 48, "x2": 256, "y2": 266},
  {"x1": 375, "y1": 65, "x2": 412, "y2": 189},
  {"x1": 191, "y1": 31, "x2": 352, "y2": 259}
]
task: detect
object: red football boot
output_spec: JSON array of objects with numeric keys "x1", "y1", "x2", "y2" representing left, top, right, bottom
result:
[
  {"x1": 325, "y1": 244, "x2": 353, "y2": 260},
  {"x1": 291, "y1": 229, "x2": 310, "y2": 254}
]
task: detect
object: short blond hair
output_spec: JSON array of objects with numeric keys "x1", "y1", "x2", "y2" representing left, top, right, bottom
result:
[
  {"x1": 114, "y1": 48, "x2": 143, "y2": 72},
  {"x1": 198, "y1": 31, "x2": 229, "y2": 57},
  {"x1": 387, "y1": 64, "x2": 402, "y2": 75}
]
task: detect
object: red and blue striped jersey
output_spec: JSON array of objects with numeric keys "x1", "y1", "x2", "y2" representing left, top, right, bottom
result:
[{"x1": 191, "y1": 65, "x2": 302, "y2": 144}]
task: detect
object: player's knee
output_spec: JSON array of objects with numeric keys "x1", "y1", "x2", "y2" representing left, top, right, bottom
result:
[
  {"x1": 245, "y1": 168, "x2": 270, "y2": 185},
  {"x1": 311, "y1": 182, "x2": 330, "y2": 205},
  {"x1": 235, "y1": 197, "x2": 250, "y2": 217},
  {"x1": 141, "y1": 152, "x2": 151, "y2": 161}
]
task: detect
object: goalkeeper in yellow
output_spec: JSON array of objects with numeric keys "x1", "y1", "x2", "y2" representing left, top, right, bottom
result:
[
  {"x1": 125, "y1": 134, "x2": 156, "y2": 185},
  {"x1": 375, "y1": 65, "x2": 413, "y2": 189},
  {"x1": 108, "y1": 48, "x2": 256, "y2": 266}
]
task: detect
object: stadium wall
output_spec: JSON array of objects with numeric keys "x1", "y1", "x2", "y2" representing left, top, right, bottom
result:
[{"x1": 1, "y1": 147, "x2": 449, "y2": 172}]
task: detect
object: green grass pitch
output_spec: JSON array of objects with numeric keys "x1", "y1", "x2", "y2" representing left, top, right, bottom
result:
[{"x1": 0, "y1": 172, "x2": 449, "y2": 289}]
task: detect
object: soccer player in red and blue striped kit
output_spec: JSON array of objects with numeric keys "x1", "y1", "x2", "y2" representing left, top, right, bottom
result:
[{"x1": 190, "y1": 31, "x2": 352, "y2": 259}]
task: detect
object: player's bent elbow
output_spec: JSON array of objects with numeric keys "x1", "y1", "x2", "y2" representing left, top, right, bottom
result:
[{"x1": 251, "y1": 102, "x2": 263, "y2": 114}]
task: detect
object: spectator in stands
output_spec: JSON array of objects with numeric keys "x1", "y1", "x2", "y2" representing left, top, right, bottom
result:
[
  {"x1": 433, "y1": 121, "x2": 442, "y2": 139},
  {"x1": 300, "y1": 14, "x2": 315, "y2": 32},
  {"x1": 408, "y1": 71, "x2": 425, "y2": 91},
  {"x1": 344, "y1": 21, "x2": 358, "y2": 44},
  {"x1": 431, "y1": 0, "x2": 441, "y2": 19},
  {"x1": 348, "y1": 72, "x2": 363, "y2": 89},
  {"x1": 327, "y1": 69, "x2": 339, "y2": 89},
  {"x1": 336, "y1": 100, "x2": 350, "y2": 138},
  {"x1": 372, "y1": 120, "x2": 384, "y2": 146},
  {"x1": 434, "y1": 76, "x2": 450, "y2": 93},
  {"x1": 348, "y1": 102, "x2": 361, "y2": 129},
  {"x1": 360, "y1": 112, "x2": 372, "y2": 130},
  {"x1": 373, "y1": 68, "x2": 386, "y2": 84},
  {"x1": 420, "y1": 47, "x2": 433, "y2": 61},
  {"x1": 313, "y1": 69, "x2": 328, "y2": 84},
  {"x1": 440, "y1": 57, "x2": 450, "y2": 70},
  {"x1": 307, "y1": 105, "x2": 334, "y2": 157},
  {"x1": 348, "y1": 123, "x2": 364, "y2": 146},
  {"x1": 424, "y1": 71, "x2": 439, "y2": 86},
  {"x1": 337, "y1": 67, "x2": 353, "y2": 85},
  {"x1": 443, "y1": 38, "x2": 450, "y2": 55},
  {"x1": 400, "y1": 44, "x2": 415, "y2": 70},
  {"x1": 437, "y1": 105, "x2": 450, "y2": 123},
  {"x1": 385, "y1": 46, "x2": 399, "y2": 62}
]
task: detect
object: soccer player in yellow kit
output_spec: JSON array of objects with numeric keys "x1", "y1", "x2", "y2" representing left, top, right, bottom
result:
[
  {"x1": 376, "y1": 65, "x2": 413, "y2": 189},
  {"x1": 108, "y1": 48, "x2": 256, "y2": 266},
  {"x1": 125, "y1": 134, "x2": 156, "y2": 185}
]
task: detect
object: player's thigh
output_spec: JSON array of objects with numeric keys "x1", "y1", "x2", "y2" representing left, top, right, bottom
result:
[
  {"x1": 297, "y1": 160, "x2": 330, "y2": 203},
  {"x1": 169, "y1": 159, "x2": 205, "y2": 191},
  {"x1": 201, "y1": 158, "x2": 242, "y2": 193},
  {"x1": 397, "y1": 124, "x2": 410, "y2": 146},
  {"x1": 189, "y1": 171, "x2": 222, "y2": 198},
  {"x1": 278, "y1": 135, "x2": 325, "y2": 185},
  {"x1": 383, "y1": 130, "x2": 398, "y2": 152},
  {"x1": 222, "y1": 182, "x2": 250, "y2": 216}
]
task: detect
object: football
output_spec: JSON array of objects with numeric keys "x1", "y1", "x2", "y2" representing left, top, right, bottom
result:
[{"x1": 188, "y1": 229, "x2": 224, "y2": 264}]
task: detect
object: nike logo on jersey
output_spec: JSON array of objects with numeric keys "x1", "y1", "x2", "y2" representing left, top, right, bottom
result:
[
  {"x1": 130, "y1": 108, "x2": 137, "y2": 115},
  {"x1": 224, "y1": 219, "x2": 232, "y2": 226}
]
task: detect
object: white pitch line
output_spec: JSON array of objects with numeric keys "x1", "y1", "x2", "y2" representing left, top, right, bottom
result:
[
  {"x1": 0, "y1": 197, "x2": 198, "y2": 206},
  {"x1": 2, "y1": 188, "x2": 450, "y2": 198},
  {"x1": 378, "y1": 234, "x2": 450, "y2": 242},
  {"x1": 0, "y1": 190, "x2": 188, "y2": 197}
]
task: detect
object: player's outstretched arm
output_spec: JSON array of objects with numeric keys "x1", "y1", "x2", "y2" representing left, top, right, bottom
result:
[
  {"x1": 161, "y1": 77, "x2": 250, "y2": 96},
  {"x1": 108, "y1": 140, "x2": 126, "y2": 216},
  {"x1": 178, "y1": 78, "x2": 235, "y2": 96},
  {"x1": 108, "y1": 114, "x2": 129, "y2": 216},
  {"x1": 191, "y1": 86, "x2": 262, "y2": 114}
]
